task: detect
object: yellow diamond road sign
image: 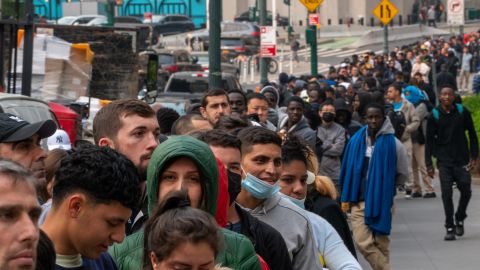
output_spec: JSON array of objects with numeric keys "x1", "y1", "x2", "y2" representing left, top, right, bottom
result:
[
  {"x1": 299, "y1": 0, "x2": 324, "y2": 13},
  {"x1": 373, "y1": 0, "x2": 399, "y2": 25}
]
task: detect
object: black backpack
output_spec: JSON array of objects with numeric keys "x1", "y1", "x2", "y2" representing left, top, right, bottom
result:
[{"x1": 387, "y1": 109, "x2": 407, "y2": 140}]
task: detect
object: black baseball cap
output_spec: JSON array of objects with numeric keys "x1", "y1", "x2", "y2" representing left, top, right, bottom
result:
[{"x1": 0, "y1": 113, "x2": 57, "y2": 143}]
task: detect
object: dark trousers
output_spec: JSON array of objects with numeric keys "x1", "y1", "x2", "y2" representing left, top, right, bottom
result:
[{"x1": 438, "y1": 165, "x2": 472, "y2": 228}]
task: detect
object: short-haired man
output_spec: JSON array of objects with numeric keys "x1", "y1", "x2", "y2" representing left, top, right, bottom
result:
[
  {"x1": 171, "y1": 114, "x2": 213, "y2": 135},
  {"x1": 228, "y1": 89, "x2": 247, "y2": 116},
  {"x1": 42, "y1": 146, "x2": 141, "y2": 269},
  {"x1": 200, "y1": 89, "x2": 232, "y2": 125},
  {"x1": 386, "y1": 83, "x2": 420, "y2": 198},
  {"x1": 340, "y1": 103, "x2": 408, "y2": 270},
  {"x1": 93, "y1": 99, "x2": 160, "y2": 234},
  {"x1": 277, "y1": 96, "x2": 316, "y2": 150},
  {"x1": 199, "y1": 129, "x2": 293, "y2": 270},
  {"x1": 236, "y1": 127, "x2": 321, "y2": 269},
  {"x1": 317, "y1": 101, "x2": 346, "y2": 191},
  {"x1": 0, "y1": 159, "x2": 41, "y2": 270},
  {"x1": 246, "y1": 93, "x2": 276, "y2": 131},
  {"x1": 426, "y1": 87, "x2": 479, "y2": 241},
  {"x1": 0, "y1": 113, "x2": 57, "y2": 203}
]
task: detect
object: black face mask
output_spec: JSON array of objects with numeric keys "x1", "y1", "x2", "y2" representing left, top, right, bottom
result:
[
  {"x1": 227, "y1": 170, "x2": 242, "y2": 204},
  {"x1": 322, "y1": 112, "x2": 335, "y2": 123}
]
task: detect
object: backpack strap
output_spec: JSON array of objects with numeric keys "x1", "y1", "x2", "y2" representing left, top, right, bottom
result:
[
  {"x1": 456, "y1": 103, "x2": 464, "y2": 114},
  {"x1": 433, "y1": 104, "x2": 463, "y2": 122},
  {"x1": 432, "y1": 107, "x2": 439, "y2": 121}
]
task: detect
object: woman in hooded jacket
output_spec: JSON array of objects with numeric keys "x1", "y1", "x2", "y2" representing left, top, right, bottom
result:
[{"x1": 109, "y1": 136, "x2": 261, "y2": 270}]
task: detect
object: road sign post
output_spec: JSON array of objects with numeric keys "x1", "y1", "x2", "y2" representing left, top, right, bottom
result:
[
  {"x1": 259, "y1": 0, "x2": 268, "y2": 85},
  {"x1": 447, "y1": 0, "x2": 464, "y2": 37},
  {"x1": 299, "y1": 0, "x2": 323, "y2": 76},
  {"x1": 373, "y1": 0, "x2": 398, "y2": 55}
]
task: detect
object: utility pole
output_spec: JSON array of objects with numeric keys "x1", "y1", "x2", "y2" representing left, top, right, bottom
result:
[
  {"x1": 208, "y1": 0, "x2": 222, "y2": 88},
  {"x1": 259, "y1": 0, "x2": 268, "y2": 84},
  {"x1": 383, "y1": 25, "x2": 388, "y2": 55},
  {"x1": 21, "y1": 0, "x2": 34, "y2": 96},
  {"x1": 306, "y1": 12, "x2": 317, "y2": 76}
]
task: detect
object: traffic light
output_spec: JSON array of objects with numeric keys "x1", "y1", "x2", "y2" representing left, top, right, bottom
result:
[
  {"x1": 116, "y1": 0, "x2": 123, "y2": 5},
  {"x1": 284, "y1": 0, "x2": 290, "y2": 5}
]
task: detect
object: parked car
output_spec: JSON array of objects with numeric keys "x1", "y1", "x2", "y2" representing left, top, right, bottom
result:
[
  {"x1": 114, "y1": 16, "x2": 143, "y2": 27},
  {"x1": 57, "y1": 15, "x2": 105, "y2": 25},
  {"x1": 143, "y1": 14, "x2": 195, "y2": 36},
  {"x1": 157, "y1": 71, "x2": 243, "y2": 115},
  {"x1": 220, "y1": 38, "x2": 247, "y2": 59},
  {"x1": 86, "y1": 16, "x2": 108, "y2": 26},
  {"x1": 163, "y1": 71, "x2": 242, "y2": 94},
  {"x1": 0, "y1": 93, "x2": 79, "y2": 146},
  {"x1": 190, "y1": 51, "x2": 240, "y2": 76},
  {"x1": 157, "y1": 49, "x2": 203, "y2": 74},
  {"x1": 187, "y1": 21, "x2": 260, "y2": 55},
  {"x1": 234, "y1": 10, "x2": 289, "y2": 26}
]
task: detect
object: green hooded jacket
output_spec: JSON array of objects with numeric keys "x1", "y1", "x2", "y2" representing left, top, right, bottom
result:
[{"x1": 109, "y1": 136, "x2": 261, "y2": 270}]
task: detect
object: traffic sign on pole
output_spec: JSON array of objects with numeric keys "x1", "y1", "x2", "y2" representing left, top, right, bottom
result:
[
  {"x1": 373, "y1": 0, "x2": 398, "y2": 25},
  {"x1": 308, "y1": 14, "x2": 319, "y2": 26},
  {"x1": 447, "y1": 0, "x2": 464, "y2": 25},
  {"x1": 298, "y1": 0, "x2": 323, "y2": 13},
  {"x1": 260, "y1": 26, "x2": 277, "y2": 57}
]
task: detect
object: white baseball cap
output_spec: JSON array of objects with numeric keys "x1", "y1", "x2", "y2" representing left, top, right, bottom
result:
[{"x1": 47, "y1": 129, "x2": 72, "y2": 151}]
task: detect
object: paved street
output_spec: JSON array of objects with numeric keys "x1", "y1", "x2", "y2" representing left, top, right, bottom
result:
[{"x1": 357, "y1": 177, "x2": 480, "y2": 270}]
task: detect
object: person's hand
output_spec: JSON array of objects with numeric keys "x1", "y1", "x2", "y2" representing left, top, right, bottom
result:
[
  {"x1": 427, "y1": 167, "x2": 435, "y2": 178},
  {"x1": 469, "y1": 159, "x2": 477, "y2": 169}
]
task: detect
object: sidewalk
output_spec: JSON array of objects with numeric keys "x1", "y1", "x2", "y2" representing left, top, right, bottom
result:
[{"x1": 358, "y1": 177, "x2": 480, "y2": 270}]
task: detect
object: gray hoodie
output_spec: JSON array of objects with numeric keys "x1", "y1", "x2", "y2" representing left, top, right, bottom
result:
[
  {"x1": 246, "y1": 193, "x2": 322, "y2": 270},
  {"x1": 317, "y1": 122, "x2": 346, "y2": 181},
  {"x1": 277, "y1": 116, "x2": 316, "y2": 150}
]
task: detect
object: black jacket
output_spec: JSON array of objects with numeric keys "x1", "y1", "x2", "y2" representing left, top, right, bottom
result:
[
  {"x1": 305, "y1": 190, "x2": 357, "y2": 258},
  {"x1": 426, "y1": 105, "x2": 479, "y2": 168},
  {"x1": 234, "y1": 204, "x2": 293, "y2": 270}
]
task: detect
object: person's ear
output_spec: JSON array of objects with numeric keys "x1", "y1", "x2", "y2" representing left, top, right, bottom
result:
[
  {"x1": 98, "y1": 137, "x2": 114, "y2": 148},
  {"x1": 150, "y1": 252, "x2": 159, "y2": 270},
  {"x1": 199, "y1": 107, "x2": 207, "y2": 118},
  {"x1": 67, "y1": 194, "x2": 86, "y2": 218}
]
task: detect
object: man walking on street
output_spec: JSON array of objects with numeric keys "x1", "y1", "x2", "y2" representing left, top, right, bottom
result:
[
  {"x1": 427, "y1": 5, "x2": 436, "y2": 27},
  {"x1": 426, "y1": 86, "x2": 479, "y2": 241},
  {"x1": 340, "y1": 103, "x2": 408, "y2": 270},
  {"x1": 290, "y1": 35, "x2": 300, "y2": 65},
  {"x1": 387, "y1": 83, "x2": 420, "y2": 198}
]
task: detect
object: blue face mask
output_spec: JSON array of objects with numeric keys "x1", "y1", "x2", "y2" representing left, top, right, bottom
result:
[
  {"x1": 279, "y1": 192, "x2": 306, "y2": 209},
  {"x1": 241, "y1": 173, "x2": 280, "y2": 199}
]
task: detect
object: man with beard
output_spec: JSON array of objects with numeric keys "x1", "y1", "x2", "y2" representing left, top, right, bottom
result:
[
  {"x1": 0, "y1": 159, "x2": 41, "y2": 270},
  {"x1": 93, "y1": 99, "x2": 160, "y2": 235},
  {"x1": 0, "y1": 113, "x2": 57, "y2": 204}
]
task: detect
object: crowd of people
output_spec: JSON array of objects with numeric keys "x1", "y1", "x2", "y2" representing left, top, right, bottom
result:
[{"x1": 1, "y1": 32, "x2": 480, "y2": 270}]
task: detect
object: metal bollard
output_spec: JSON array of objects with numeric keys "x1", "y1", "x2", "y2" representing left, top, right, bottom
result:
[
  {"x1": 289, "y1": 50, "x2": 293, "y2": 75},
  {"x1": 250, "y1": 57, "x2": 255, "y2": 82},
  {"x1": 242, "y1": 60, "x2": 247, "y2": 83}
]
